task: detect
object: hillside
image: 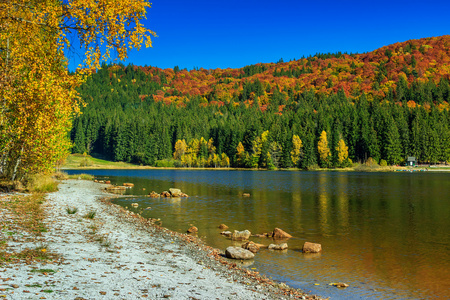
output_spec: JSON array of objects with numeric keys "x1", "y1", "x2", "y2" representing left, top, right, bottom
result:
[
  {"x1": 117, "y1": 35, "x2": 450, "y2": 109},
  {"x1": 72, "y1": 36, "x2": 450, "y2": 169}
]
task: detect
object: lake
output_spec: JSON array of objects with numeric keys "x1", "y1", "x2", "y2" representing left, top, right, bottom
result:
[{"x1": 66, "y1": 169, "x2": 450, "y2": 299}]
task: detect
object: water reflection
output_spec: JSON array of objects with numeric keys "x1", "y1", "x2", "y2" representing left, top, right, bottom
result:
[{"x1": 66, "y1": 169, "x2": 450, "y2": 300}]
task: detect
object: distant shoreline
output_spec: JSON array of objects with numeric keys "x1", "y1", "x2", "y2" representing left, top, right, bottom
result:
[{"x1": 62, "y1": 165, "x2": 450, "y2": 172}]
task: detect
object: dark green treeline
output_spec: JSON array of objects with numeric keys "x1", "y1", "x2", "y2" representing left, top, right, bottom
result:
[{"x1": 71, "y1": 64, "x2": 450, "y2": 168}]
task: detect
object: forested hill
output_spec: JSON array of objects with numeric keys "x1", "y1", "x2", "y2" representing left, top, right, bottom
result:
[{"x1": 72, "y1": 36, "x2": 450, "y2": 169}]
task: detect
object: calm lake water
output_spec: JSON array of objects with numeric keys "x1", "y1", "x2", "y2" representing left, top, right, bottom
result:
[{"x1": 66, "y1": 169, "x2": 450, "y2": 299}]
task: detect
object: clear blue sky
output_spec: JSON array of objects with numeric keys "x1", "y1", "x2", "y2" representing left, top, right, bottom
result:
[{"x1": 71, "y1": 0, "x2": 450, "y2": 70}]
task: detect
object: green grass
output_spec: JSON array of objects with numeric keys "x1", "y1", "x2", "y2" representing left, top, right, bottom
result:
[
  {"x1": 66, "y1": 206, "x2": 78, "y2": 214},
  {"x1": 67, "y1": 173, "x2": 95, "y2": 180},
  {"x1": 30, "y1": 269, "x2": 56, "y2": 274},
  {"x1": 63, "y1": 153, "x2": 137, "y2": 169},
  {"x1": 26, "y1": 175, "x2": 58, "y2": 193},
  {"x1": 83, "y1": 210, "x2": 96, "y2": 219}
]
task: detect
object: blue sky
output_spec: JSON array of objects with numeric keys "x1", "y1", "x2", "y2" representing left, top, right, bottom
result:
[{"x1": 70, "y1": 0, "x2": 450, "y2": 70}]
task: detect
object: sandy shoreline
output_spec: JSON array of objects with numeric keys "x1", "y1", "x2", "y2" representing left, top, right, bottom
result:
[{"x1": 0, "y1": 179, "x2": 320, "y2": 299}]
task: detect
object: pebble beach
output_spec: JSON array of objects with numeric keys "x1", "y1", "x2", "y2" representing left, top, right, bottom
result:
[{"x1": 0, "y1": 179, "x2": 321, "y2": 300}]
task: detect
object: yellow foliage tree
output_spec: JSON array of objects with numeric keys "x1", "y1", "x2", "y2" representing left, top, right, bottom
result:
[
  {"x1": 317, "y1": 131, "x2": 331, "y2": 168},
  {"x1": 0, "y1": 0, "x2": 155, "y2": 180},
  {"x1": 290, "y1": 135, "x2": 303, "y2": 167},
  {"x1": 173, "y1": 139, "x2": 187, "y2": 160},
  {"x1": 235, "y1": 142, "x2": 246, "y2": 167},
  {"x1": 220, "y1": 153, "x2": 230, "y2": 168},
  {"x1": 336, "y1": 139, "x2": 349, "y2": 167}
]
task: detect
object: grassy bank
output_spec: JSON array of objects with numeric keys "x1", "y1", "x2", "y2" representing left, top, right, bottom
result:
[{"x1": 62, "y1": 153, "x2": 139, "y2": 169}]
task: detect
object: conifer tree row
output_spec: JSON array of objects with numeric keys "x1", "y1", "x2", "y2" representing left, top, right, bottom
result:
[{"x1": 71, "y1": 63, "x2": 450, "y2": 168}]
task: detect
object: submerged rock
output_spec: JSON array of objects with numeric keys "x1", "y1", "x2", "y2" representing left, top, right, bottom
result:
[
  {"x1": 218, "y1": 224, "x2": 229, "y2": 230},
  {"x1": 225, "y1": 246, "x2": 255, "y2": 260},
  {"x1": 329, "y1": 282, "x2": 349, "y2": 288},
  {"x1": 268, "y1": 243, "x2": 288, "y2": 250},
  {"x1": 302, "y1": 242, "x2": 322, "y2": 253},
  {"x1": 242, "y1": 193, "x2": 250, "y2": 197},
  {"x1": 254, "y1": 233, "x2": 271, "y2": 238},
  {"x1": 105, "y1": 185, "x2": 126, "y2": 195},
  {"x1": 131, "y1": 203, "x2": 139, "y2": 207},
  {"x1": 220, "y1": 231, "x2": 232, "y2": 237},
  {"x1": 232, "y1": 230, "x2": 251, "y2": 241}
]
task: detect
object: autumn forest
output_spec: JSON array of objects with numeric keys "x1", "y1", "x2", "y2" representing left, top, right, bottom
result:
[{"x1": 71, "y1": 36, "x2": 450, "y2": 169}]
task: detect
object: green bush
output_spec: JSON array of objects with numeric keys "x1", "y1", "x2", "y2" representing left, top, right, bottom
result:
[{"x1": 155, "y1": 159, "x2": 175, "y2": 168}]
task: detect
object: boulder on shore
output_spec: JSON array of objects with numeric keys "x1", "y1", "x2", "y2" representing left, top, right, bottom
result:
[
  {"x1": 225, "y1": 246, "x2": 255, "y2": 260},
  {"x1": 231, "y1": 230, "x2": 251, "y2": 241},
  {"x1": 241, "y1": 241, "x2": 260, "y2": 253},
  {"x1": 268, "y1": 243, "x2": 288, "y2": 250},
  {"x1": 272, "y1": 228, "x2": 292, "y2": 239},
  {"x1": 302, "y1": 242, "x2": 322, "y2": 253}
]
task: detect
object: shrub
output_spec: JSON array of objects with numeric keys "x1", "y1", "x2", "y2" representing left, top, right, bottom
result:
[
  {"x1": 380, "y1": 159, "x2": 388, "y2": 167},
  {"x1": 26, "y1": 175, "x2": 58, "y2": 193},
  {"x1": 53, "y1": 171, "x2": 68, "y2": 180},
  {"x1": 155, "y1": 159, "x2": 175, "y2": 168}
]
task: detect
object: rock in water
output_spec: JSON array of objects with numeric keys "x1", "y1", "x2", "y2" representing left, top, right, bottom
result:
[
  {"x1": 131, "y1": 203, "x2": 139, "y2": 207},
  {"x1": 220, "y1": 231, "x2": 232, "y2": 237},
  {"x1": 268, "y1": 243, "x2": 288, "y2": 250},
  {"x1": 169, "y1": 188, "x2": 182, "y2": 197},
  {"x1": 329, "y1": 282, "x2": 349, "y2": 288},
  {"x1": 225, "y1": 246, "x2": 255, "y2": 260},
  {"x1": 302, "y1": 242, "x2": 322, "y2": 253},
  {"x1": 241, "y1": 241, "x2": 260, "y2": 253},
  {"x1": 218, "y1": 224, "x2": 229, "y2": 230},
  {"x1": 149, "y1": 191, "x2": 160, "y2": 198},
  {"x1": 187, "y1": 226, "x2": 198, "y2": 233},
  {"x1": 231, "y1": 230, "x2": 251, "y2": 241},
  {"x1": 272, "y1": 228, "x2": 292, "y2": 239},
  {"x1": 123, "y1": 183, "x2": 134, "y2": 187},
  {"x1": 160, "y1": 191, "x2": 171, "y2": 197}
]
